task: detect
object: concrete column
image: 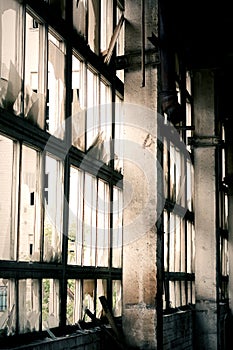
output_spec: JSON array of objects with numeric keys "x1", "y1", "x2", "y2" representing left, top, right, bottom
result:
[
  {"x1": 122, "y1": 0, "x2": 158, "y2": 349},
  {"x1": 193, "y1": 70, "x2": 218, "y2": 349}
]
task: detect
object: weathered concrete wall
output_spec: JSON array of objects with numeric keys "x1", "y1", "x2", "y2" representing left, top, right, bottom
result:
[
  {"x1": 163, "y1": 310, "x2": 193, "y2": 349},
  {"x1": 193, "y1": 70, "x2": 218, "y2": 349},
  {"x1": 122, "y1": 0, "x2": 158, "y2": 348}
]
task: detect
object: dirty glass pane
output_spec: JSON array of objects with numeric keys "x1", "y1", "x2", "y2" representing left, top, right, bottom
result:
[
  {"x1": 73, "y1": 0, "x2": 87, "y2": 39},
  {"x1": 0, "y1": 0, "x2": 23, "y2": 115},
  {"x1": 88, "y1": 0, "x2": 99, "y2": 54},
  {"x1": 163, "y1": 210, "x2": 168, "y2": 272},
  {"x1": 100, "y1": 0, "x2": 113, "y2": 54},
  {"x1": 100, "y1": 81, "x2": 111, "y2": 164},
  {"x1": 18, "y1": 279, "x2": 40, "y2": 333},
  {"x1": 72, "y1": 54, "x2": 85, "y2": 150},
  {"x1": 19, "y1": 146, "x2": 41, "y2": 262},
  {"x1": 114, "y1": 96, "x2": 123, "y2": 172},
  {"x1": 47, "y1": 31, "x2": 65, "y2": 138},
  {"x1": 0, "y1": 135, "x2": 18, "y2": 260},
  {"x1": 86, "y1": 68, "x2": 99, "y2": 151},
  {"x1": 96, "y1": 279, "x2": 107, "y2": 318},
  {"x1": 42, "y1": 279, "x2": 60, "y2": 329},
  {"x1": 82, "y1": 279, "x2": 95, "y2": 321},
  {"x1": 187, "y1": 222, "x2": 195, "y2": 274},
  {"x1": 67, "y1": 279, "x2": 82, "y2": 325},
  {"x1": 174, "y1": 215, "x2": 181, "y2": 272},
  {"x1": 112, "y1": 187, "x2": 123, "y2": 268},
  {"x1": 0, "y1": 278, "x2": 16, "y2": 336},
  {"x1": 187, "y1": 159, "x2": 193, "y2": 211},
  {"x1": 163, "y1": 139, "x2": 168, "y2": 198},
  {"x1": 24, "y1": 13, "x2": 45, "y2": 128},
  {"x1": 96, "y1": 180, "x2": 109, "y2": 267},
  {"x1": 43, "y1": 154, "x2": 63, "y2": 263},
  {"x1": 169, "y1": 213, "x2": 175, "y2": 272},
  {"x1": 68, "y1": 166, "x2": 83, "y2": 266},
  {"x1": 83, "y1": 174, "x2": 97, "y2": 266},
  {"x1": 170, "y1": 144, "x2": 175, "y2": 202},
  {"x1": 175, "y1": 147, "x2": 182, "y2": 205},
  {"x1": 112, "y1": 280, "x2": 122, "y2": 317}
]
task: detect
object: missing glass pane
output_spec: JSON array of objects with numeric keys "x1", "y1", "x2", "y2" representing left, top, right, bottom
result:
[
  {"x1": 47, "y1": 31, "x2": 65, "y2": 138},
  {"x1": 43, "y1": 154, "x2": 63, "y2": 263},
  {"x1": 42, "y1": 279, "x2": 60, "y2": 329},
  {"x1": 18, "y1": 279, "x2": 40, "y2": 333},
  {"x1": 19, "y1": 146, "x2": 41, "y2": 262}
]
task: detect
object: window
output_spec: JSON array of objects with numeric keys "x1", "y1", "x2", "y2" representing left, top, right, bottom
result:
[
  {"x1": 219, "y1": 124, "x2": 229, "y2": 301},
  {"x1": 24, "y1": 12, "x2": 46, "y2": 128},
  {"x1": 162, "y1": 70, "x2": 195, "y2": 311},
  {"x1": 19, "y1": 146, "x2": 41, "y2": 262},
  {"x1": 0, "y1": 0, "x2": 123, "y2": 340},
  {"x1": 72, "y1": 54, "x2": 85, "y2": 150},
  {"x1": 73, "y1": 0, "x2": 100, "y2": 54},
  {"x1": 18, "y1": 279, "x2": 40, "y2": 333},
  {"x1": 47, "y1": 31, "x2": 66, "y2": 138},
  {"x1": 100, "y1": 0, "x2": 113, "y2": 55},
  {"x1": 0, "y1": 0, "x2": 23, "y2": 115},
  {"x1": 0, "y1": 135, "x2": 18, "y2": 261}
]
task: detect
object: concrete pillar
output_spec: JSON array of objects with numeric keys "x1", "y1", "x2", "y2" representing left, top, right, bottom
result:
[
  {"x1": 122, "y1": 0, "x2": 158, "y2": 348},
  {"x1": 193, "y1": 70, "x2": 218, "y2": 349}
]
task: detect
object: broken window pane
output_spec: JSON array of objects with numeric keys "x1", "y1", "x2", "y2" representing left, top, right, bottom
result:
[
  {"x1": 0, "y1": 278, "x2": 16, "y2": 336},
  {"x1": 42, "y1": 279, "x2": 60, "y2": 329},
  {"x1": 96, "y1": 279, "x2": 107, "y2": 319},
  {"x1": 67, "y1": 279, "x2": 82, "y2": 325},
  {"x1": 112, "y1": 187, "x2": 123, "y2": 268},
  {"x1": 86, "y1": 67, "x2": 99, "y2": 151},
  {"x1": 43, "y1": 154, "x2": 63, "y2": 263},
  {"x1": 96, "y1": 180, "x2": 109, "y2": 267},
  {"x1": 112, "y1": 280, "x2": 122, "y2": 317},
  {"x1": 82, "y1": 279, "x2": 95, "y2": 321},
  {"x1": 68, "y1": 166, "x2": 84, "y2": 265},
  {"x1": 72, "y1": 54, "x2": 85, "y2": 150},
  {"x1": 47, "y1": 31, "x2": 66, "y2": 138},
  {"x1": 24, "y1": 13, "x2": 46, "y2": 128},
  {"x1": 18, "y1": 279, "x2": 40, "y2": 333},
  {"x1": 88, "y1": 0, "x2": 100, "y2": 54},
  {"x1": 83, "y1": 174, "x2": 97, "y2": 266},
  {"x1": 0, "y1": 135, "x2": 18, "y2": 260},
  {"x1": 19, "y1": 146, "x2": 41, "y2": 262},
  {"x1": 73, "y1": 0, "x2": 87, "y2": 39},
  {"x1": 0, "y1": 0, "x2": 23, "y2": 115}
]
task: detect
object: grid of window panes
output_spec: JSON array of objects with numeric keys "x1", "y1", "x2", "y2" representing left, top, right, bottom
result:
[
  {"x1": 219, "y1": 124, "x2": 229, "y2": 301},
  {"x1": 162, "y1": 71, "x2": 195, "y2": 311},
  {"x1": 0, "y1": 0, "x2": 124, "y2": 337}
]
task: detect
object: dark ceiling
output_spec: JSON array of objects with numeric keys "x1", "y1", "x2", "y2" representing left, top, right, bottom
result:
[{"x1": 165, "y1": 0, "x2": 233, "y2": 70}]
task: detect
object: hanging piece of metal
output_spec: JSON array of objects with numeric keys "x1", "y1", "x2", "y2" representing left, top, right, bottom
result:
[
  {"x1": 104, "y1": 14, "x2": 125, "y2": 64},
  {"x1": 141, "y1": 0, "x2": 145, "y2": 87}
]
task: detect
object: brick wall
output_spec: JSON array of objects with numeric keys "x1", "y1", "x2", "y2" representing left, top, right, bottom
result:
[{"x1": 163, "y1": 310, "x2": 193, "y2": 350}]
